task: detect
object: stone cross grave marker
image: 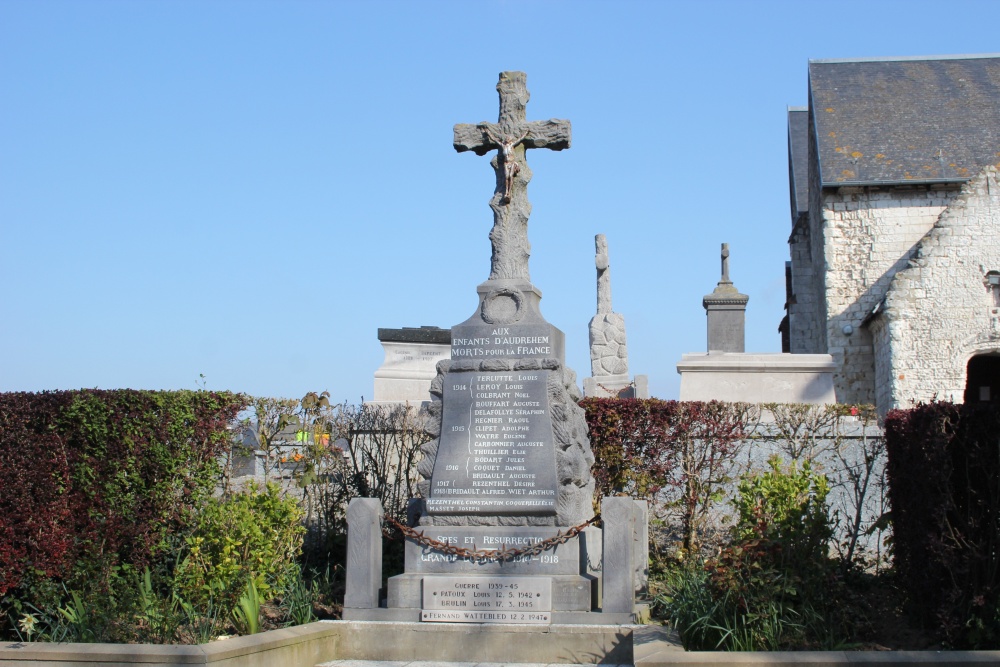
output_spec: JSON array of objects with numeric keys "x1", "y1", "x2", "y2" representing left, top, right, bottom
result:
[
  {"x1": 346, "y1": 73, "x2": 641, "y2": 625},
  {"x1": 453, "y1": 71, "x2": 571, "y2": 281},
  {"x1": 415, "y1": 71, "x2": 594, "y2": 531}
]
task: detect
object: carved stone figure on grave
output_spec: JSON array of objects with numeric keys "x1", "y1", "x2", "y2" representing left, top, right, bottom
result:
[
  {"x1": 583, "y1": 234, "x2": 649, "y2": 398},
  {"x1": 453, "y1": 71, "x2": 571, "y2": 282},
  {"x1": 589, "y1": 234, "x2": 629, "y2": 378}
]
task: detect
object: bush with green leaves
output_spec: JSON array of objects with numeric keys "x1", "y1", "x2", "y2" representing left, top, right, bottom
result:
[
  {"x1": 173, "y1": 482, "x2": 304, "y2": 614},
  {"x1": 658, "y1": 458, "x2": 852, "y2": 650},
  {"x1": 731, "y1": 455, "x2": 832, "y2": 573},
  {"x1": 0, "y1": 389, "x2": 247, "y2": 642}
]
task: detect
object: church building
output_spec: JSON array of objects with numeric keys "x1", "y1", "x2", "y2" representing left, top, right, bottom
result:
[{"x1": 783, "y1": 54, "x2": 1000, "y2": 412}]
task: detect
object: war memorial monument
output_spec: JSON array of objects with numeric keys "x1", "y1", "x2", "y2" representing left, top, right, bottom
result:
[{"x1": 342, "y1": 72, "x2": 646, "y2": 630}]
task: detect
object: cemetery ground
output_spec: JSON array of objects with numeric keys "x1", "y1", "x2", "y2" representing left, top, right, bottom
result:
[{"x1": 1, "y1": 390, "x2": 999, "y2": 653}]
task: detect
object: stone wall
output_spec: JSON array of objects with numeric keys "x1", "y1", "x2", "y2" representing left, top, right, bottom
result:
[
  {"x1": 821, "y1": 186, "x2": 957, "y2": 403},
  {"x1": 876, "y1": 167, "x2": 1000, "y2": 409},
  {"x1": 787, "y1": 216, "x2": 822, "y2": 354},
  {"x1": 786, "y1": 119, "x2": 827, "y2": 356}
]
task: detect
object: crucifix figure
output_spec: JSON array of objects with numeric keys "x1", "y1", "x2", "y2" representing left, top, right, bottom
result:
[
  {"x1": 721, "y1": 243, "x2": 731, "y2": 283},
  {"x1": 454, "y1": 72, "x2": 571, "y2": 281}
]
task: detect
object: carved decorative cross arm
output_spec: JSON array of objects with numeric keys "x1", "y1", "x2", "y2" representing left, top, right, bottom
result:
[{"x1": 453, "y1": 71, "x2": 571, "y2": 281}]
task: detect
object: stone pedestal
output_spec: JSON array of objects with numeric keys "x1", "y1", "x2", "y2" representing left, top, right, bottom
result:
[
  {"x1": 343, "y1": 499, "x2": 384, "y2": 610},
  {"x1": 677, "y1": 353, "x2": 838, "y2": 404},
  {"x1": 371, "y1": 326, "x2": 451, "y2": 406}
]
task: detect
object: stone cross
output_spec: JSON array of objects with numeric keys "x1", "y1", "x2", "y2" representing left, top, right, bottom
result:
[
  {"x1": 454, "y1": 72, "x2": 571, "y2": 281},
  {"x1": 721, "y1": 243, "x2": 731, "y2": 283},
  {"x1": 595, "y1": 234, "x2": 612, "y2": 314}
]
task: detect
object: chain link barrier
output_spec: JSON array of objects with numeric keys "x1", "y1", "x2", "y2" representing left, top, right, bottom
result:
[{"x1": 383, "y1": 514, "x2": 601, "y2": 563}]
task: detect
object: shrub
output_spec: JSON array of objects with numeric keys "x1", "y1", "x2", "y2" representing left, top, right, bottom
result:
[
  {"x1": 885, "y1": 401, "x2": 1000, "y2": 648},
  {"x1": 731, "y1": 455, "x2": 833, "y2": 573},
  {"x1": 658, "y1": 458, "x2": 840, "y2": 651},
  {"x1": 582, "y1": 398, "x2": 752, "y2": 554},
  {"x1": 0, "y1": 389, "x2": 246, "y2": 641},
  {"x1": 173, "y1": 482, "x2": 304, "y2": 613}
]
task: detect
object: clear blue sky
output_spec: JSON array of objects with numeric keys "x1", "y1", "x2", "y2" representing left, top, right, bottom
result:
[{"x1": 2, "y1": 0, "x2": 998, "y2": 403}]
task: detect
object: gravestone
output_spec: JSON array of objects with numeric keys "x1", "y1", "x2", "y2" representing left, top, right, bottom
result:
[
  {"x1": 583, "y1": 234, "x2": 649, "y2": 398},
  {"x1": 371, "y1": 326, "x2": 451, "y2": 407},
  {"x1": 704, "y1": 243, "x2": 749, "y2": 353},
  {"x1": 343, "y1": 72, "x2": 643, "y2": 626},
  {"x1": 677, "y1": 242, "x2": 837, "y2": 404}
]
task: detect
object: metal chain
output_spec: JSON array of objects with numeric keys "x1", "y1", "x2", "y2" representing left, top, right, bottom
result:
[{"x1": 383, "y1": 514, "x2": 601, "y2": 562}]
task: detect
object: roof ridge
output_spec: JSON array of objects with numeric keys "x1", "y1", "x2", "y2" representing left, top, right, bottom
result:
[{"x1": 809, "y1": 53, "x2": 1000, "y2": 65}]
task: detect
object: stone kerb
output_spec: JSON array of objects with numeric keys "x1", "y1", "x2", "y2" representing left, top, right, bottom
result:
[{"x1": 8, "y1": 623, "x2": 1000, "y2": 666}]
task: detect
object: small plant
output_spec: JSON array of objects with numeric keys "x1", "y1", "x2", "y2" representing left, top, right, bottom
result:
[
  {"x1": 231, "y1": 579, "x2": 262, "y2": 635},
  {"x1": 16, "y1": 612, "x2": 39, "y2": 642},
  {"x1": 54, "y1": 590, "x2": 96, "y2": 643},
  {"x1": 657, "y1": 459, "x2": 843, "y2": 651},
  {"x1": 134, "y1": 567, "x2": 179, "y2": 643},
  {"x1": 731, "y1": 455, "x2": 833, "y2": 574},
  {"x1": 281, "y1": 569, "x2": 317, "y2": 626},
  {"x1": 175, "y1": 587, "x2": 225, "y2": 645}
]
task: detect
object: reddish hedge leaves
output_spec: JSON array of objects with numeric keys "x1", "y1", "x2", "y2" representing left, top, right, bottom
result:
[
  {"x1": 885, "y1": 401, "x2": 1000, "y2": 648},
  {"x1": 0, "y1": 390, "x2": 246, "y2": 597}
]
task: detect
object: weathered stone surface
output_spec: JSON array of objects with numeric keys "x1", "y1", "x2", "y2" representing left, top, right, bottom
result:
[
  {"x1": 872, "y1": 167, "x2": 1000, "y2": 409},
  {"x1": 344, "y1": 499, "x2": 384, "y2": 610},
  {"x1": 601, "y1": 497, "x2": 636, "y2": 614},
  {"x1": 677, "y1": 353, "x2": 837, "y2": 403},
  {"x1": 402, "y1": 526, "x2": 582, "y2": 575},
  {"x1": 372, "y1": 332, "x2": 451, "y2": 406},
  {"x1": 585, "y1": 234, "x2": 649, "y2": 399},
  {"x1": 591, "y1": 314, "x2": 628, "y2": 376},
  {"x1": 425, "y1": 369, "x2": 559, "y2": 517},
  {"x1": 419, "y1": 351, "x2": 595, "y2": 527},
  {"x1": 703, "y1": 243, "x2": 749, "y2": 354},
  {"x1": 454, "y1": 71, "x2": 571, "y2": 282}
]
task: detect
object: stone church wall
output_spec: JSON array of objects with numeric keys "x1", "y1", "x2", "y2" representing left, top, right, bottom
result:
[
  {"x1": 786, "y1": 118, "x2": 828, "y2": 356},
  {"x1": 878, "y1": 167, "x2": 1000, "y2": 409},
  {"x1": 788, "y1": 219, "x2": 822, "y2": 354},
  {"x1": 820, "y1": 185, "x2": 959, "y2": 404}
]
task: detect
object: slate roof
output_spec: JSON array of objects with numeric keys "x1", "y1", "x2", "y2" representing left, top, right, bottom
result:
[
  {"x1": 809, "y1": 54, "x2": 1000, "y2": 187},
  {"x1": 377, "y1": 326, "x2": 451, "y2": 344},
  {"x1": 787, "y1": 107, "x2": 809, "y2": 221}
]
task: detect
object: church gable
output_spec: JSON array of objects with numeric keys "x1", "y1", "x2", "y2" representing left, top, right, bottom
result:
[
  {"x1": 809, "y1": 55, "x2": 1000, "y2": 187},
  {"x1": 786, "y1": 54, "x2": 1000, "y2": 410},
  {"x1": 879, "y1": 167, "x2": 1000, "y2": 407}
]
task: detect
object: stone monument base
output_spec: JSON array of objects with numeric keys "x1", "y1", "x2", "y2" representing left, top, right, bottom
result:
[
  {"x1": 584, "y1": 374, "x2": 650, "y2": 399},
  {"x1": 342, "y1": 498, "x2": 648, "y2": 627},
  {"x1": 677, "y1": 353, "x2": 837, "y2": 404}
]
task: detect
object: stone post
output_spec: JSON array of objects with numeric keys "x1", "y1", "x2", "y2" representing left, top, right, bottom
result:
[
  {"x1": 344, "y1": 498, "x2": 384, "y2": 609},
  {"x1": 600, "y1": 497, "x2": 635, "y2": 614}
]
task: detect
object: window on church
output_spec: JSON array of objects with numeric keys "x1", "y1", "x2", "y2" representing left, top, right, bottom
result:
[{"x1": 988, "y1": 271, "x2": 1000, "y2": 309}]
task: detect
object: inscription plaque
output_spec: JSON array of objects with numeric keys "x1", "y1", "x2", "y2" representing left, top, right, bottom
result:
[
  {"x1": 406, "y1": 526, "x2": 577, "y2": 574},
  {"x1": 422, "y1": 576, "x2": 552, "y2": 624},
  {"x1": 426, "y1": 370, "x2": 557, "y2": 514}
]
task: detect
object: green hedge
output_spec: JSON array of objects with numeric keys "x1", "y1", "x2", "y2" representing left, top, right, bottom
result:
[
  {"x1": 885, "y1": 401, "x2": 1000, "y2": 648},
  {"x1": 0, "y1": 390, "x2": 246, "y2": 627}
]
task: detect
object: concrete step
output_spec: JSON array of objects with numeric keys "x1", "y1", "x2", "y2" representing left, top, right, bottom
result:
[{"x1": 319, "y1": 662, "x2": 630, "y2": 667}]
